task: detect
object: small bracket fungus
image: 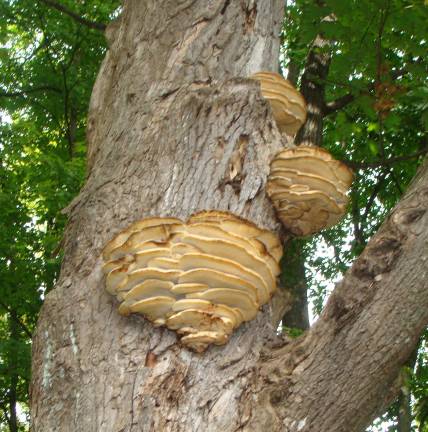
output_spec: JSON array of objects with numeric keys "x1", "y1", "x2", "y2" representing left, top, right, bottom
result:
[
  {"x1": 267, "y1": 146, "x2": 353, "y2": 236},
  {"x1": 102, "y1": 211, "x2": 282, "y2": 352},
  {"x1": 250, "y1": 71, "x2": 307, "y2": 136}
]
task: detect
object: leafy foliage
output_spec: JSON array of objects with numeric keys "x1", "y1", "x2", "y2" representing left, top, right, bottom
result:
[
  {"x1": 282, "y1": 0, "x2": 428, "y2": 430},
  {"x1": 0, "y1": 0, "x2": 119, "y2": 429},
  {"x1": 0, "y1": 0, "x2": 426, "y2": 431},
  {"x1": 413, "y1": 330, "x2": 428, "y2": 430}
]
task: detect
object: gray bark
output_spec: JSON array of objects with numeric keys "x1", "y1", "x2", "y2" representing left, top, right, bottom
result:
[
  {"x1": 31, "y1": 1, "x2": 289, "y2": 431},
  {"x1": 30, "y1": 1, "x2": 428, "y2": 431}
]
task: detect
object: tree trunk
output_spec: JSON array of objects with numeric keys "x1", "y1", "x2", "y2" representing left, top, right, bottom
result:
[
  {"x1": 30, "y1": 1, "x2": 428, "y2": 431},
  {"x1": 8, "y1": 314, "x2": 18, "y2": 432},
  {"x1": 294, "y1": 33, "x2": 331, "y2": 148},
  {"x1": 397, "y1": 391, "x2": 412, "y2": 432},
  {"x1": 283, "y1": 23, "x2": 332, "y2": 330},
  {"x1": 397, "y1": 347, "x2": 419, "y2": 432},
  {"x1": 31, "y1": 1, "x2": 289, "y2": 430},
  {"x1": 281, "y1": 240, "x2": 310, "y2": 331}
]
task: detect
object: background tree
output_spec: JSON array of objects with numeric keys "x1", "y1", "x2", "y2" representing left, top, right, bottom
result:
[{"x1": 0, "y1": 0, "x2": 426, "y2": 431}]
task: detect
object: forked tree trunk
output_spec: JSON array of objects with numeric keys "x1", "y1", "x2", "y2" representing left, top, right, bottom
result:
[{"x1": 30, "y1": 1, "x2": 428, "y2": 431}]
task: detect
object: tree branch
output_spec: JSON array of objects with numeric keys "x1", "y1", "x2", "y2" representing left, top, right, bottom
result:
[
  {"x1": 389, "y1": 168, "x2": 403, "y2": 195},
  {"x1": 0, "y1": 85, "x2": 62, "y2": 98},
  {"x1": 0, "y1": 300, "x2": 33, "y2": 339},
  {"x1": 259, "y1": 157, "x2": 428, "y2": 432},
  {"x1": 323, "y1": 67, "x2": 408, "y2": 116},
  {"x1": 37, "y1": 0, "x2": 107, "y2": 31},
  {"x1": 286, "y1": 59, "x2": 300, "y2": 87},
  {"x1": 323, "y1": 93, "x2": 356, "y2": 115},
  {"x1": 362, "y1": 171, "x2": 388, "y2": 221},
  {"x1": 344, "y1": 148, "x2": 428, "y2": 170}
]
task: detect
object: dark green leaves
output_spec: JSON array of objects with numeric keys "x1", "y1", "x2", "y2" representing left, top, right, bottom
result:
[
  {"x1": 0, "y1": 0, "x2": 119, "y2": 428},
  {"x1": 282, "y1": 1, "x2": 427, "y2": 429}
]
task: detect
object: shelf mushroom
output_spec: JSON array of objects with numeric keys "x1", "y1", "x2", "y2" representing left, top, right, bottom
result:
[
  {"x1": 101, "y1": 211, "x2": 282, "y2": 352},
  {"x1": 267, "y1": 146, "x2": 353, "y2": 236},
  {"x1": 250, "y1": 71, "x2": 307, "y2": 136}
]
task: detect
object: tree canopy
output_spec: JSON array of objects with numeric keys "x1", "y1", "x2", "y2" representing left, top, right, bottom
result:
[{"x1": 0, "y1": 0, "x2": 426, "y2": 430}]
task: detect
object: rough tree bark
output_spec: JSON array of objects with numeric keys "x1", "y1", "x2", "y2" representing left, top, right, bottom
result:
[
  {"x1": 30, "y1": 1, "x2": 428, "y2": 431},
  {"x1": 294, "y1": 33, "x2": 330, "y2": 148}
]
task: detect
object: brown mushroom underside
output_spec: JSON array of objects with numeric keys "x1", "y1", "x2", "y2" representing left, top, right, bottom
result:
[{"x1": 267, "y1": 146, "x2": 353, "y2": 237}]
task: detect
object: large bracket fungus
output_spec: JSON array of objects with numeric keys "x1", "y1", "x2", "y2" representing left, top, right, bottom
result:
[
  {"x1": 267, "y1": 146, "x2": 353, "y2": 236},
  {"x1": 102, "y1": 211, "x2": 282, "y2": 353},
  {"x1": 250, "y1": 71, "x2": 307, "y2": 136}
]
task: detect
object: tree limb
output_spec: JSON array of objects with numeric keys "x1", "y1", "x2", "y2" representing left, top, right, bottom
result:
[
  {"x1": 323, "y1": 92, "x2": 356, "y2": 115},
  {"x1": 286, "y1": 59, "x2": 300, "y2": 87},
  {"x1": 0, "y1": 85, "x2": 62, "y2": 98},
  {"x1": 323, "y1": 67, "x2": 409, "y2": 115},
  {"x1": 257, "y1": 157, "x2": 428, "y2": 432},
  {"x1": 0, "y1": 300, "x2": 33, "y2": 339},
  {"x1": 344, "y1": 148, "x2": 428, "y2": 170},
  {"x1": 37, "y1": 0, "x2": 107, "y2": 31},
  {"x1": 362, "y1": 171, "x2": 388, "y2": 221}
]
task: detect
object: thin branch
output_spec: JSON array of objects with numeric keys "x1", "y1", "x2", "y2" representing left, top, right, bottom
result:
[
  {"x1": 344, "y1": 148, "x2": 428, "y2": 170},
  {"x1": 389, "y1": 168, "x2": 403, "y2": 195},
  {"x1": 60, "y1": 62, "x2": 75, "y2": 158},
  {"x1": 323, "y1": 93, "x2": 356, "y2": 114},
  {"x1": 350, "y1": 181, "x2": 364, "y2": 248},
  {"x1": 376, "y1": 4, "x2": 389, "y2": 85},
  {"x1": 0, "y1": 85, "x2": 62, "y2": 98},
  {"x1": 323, "y1": 67, "x2": 409, "y2": 115},
  {"x1": 362, "y1": 171, "x2": 388, "y2": 220},
  {"x1": 37, "y1": 0, "x2": 107, "y2": 31},
  {"x1": 0, "y1": 300, "x2": 33, "y2": 339}
]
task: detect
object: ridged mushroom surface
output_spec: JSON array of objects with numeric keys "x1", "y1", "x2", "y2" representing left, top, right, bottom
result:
[
  {"x1": 250, "y1": 71, "x2": 307, "y2": 136},
  {"x1": 267, "y1": 146, "x2": 353, "y2": 236},
  {"x1": 102, "y1": 211, "x2": 282, "y2": 352}
]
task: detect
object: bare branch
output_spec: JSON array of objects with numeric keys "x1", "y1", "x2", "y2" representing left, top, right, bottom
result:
[{"x1": 37, "y1": 0, "x2": 107, "y2": 31}]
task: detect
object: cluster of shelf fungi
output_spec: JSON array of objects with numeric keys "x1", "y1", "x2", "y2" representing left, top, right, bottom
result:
[
  {"x1": 102, "y1": 72, "x2": 353, "y2": 352},
  {"x1": 102, "y1": 212, "x2": 282, "y2": 352}
]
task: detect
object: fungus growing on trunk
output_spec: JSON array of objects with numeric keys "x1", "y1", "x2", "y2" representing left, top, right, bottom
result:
[
  {"x1": 250, "y1": 71, "x2": 307, "y2": 136},
  {"x1": 102, "y1": 211, "x2": 282, "y2": 352},
  {"x1": 267, "y1": 146, "x2": 353, "y2": 236}
]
